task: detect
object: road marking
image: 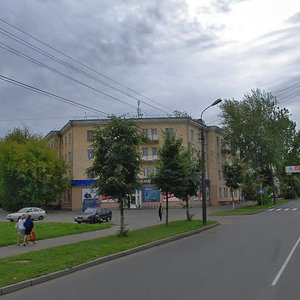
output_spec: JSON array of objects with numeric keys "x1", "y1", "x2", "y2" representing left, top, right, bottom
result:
[
  {"x1": 284, "y1": 208, "x2": 289, "y2": 211},
  {"x1": 276, "y1": 208, "x2": 282, "y2": 211},
  {"x1": 271, "y1": 237, "x2": 300, "y2": 286},
  {"x1": 268, "y1": 209, "x2": 274, "y2": 211},
  {"x1": 293, "y1": 208, "x2": 298, "y2": 211}
]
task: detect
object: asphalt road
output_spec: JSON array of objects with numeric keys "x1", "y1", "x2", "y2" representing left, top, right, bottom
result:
[{"x1": 2, "y1": 200, "x2": 300, "y2": 300}]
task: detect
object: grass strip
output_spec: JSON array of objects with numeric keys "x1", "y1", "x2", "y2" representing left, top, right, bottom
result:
[
  {"x1": 210, "y1": 199, "x2": 288, "y2": 216},
  {"x1": 0, "y1": 220, "x2": 216, "y2": 287},
  {"x1": 0, "y1": 222, "x2": 112, "y2": 247}
]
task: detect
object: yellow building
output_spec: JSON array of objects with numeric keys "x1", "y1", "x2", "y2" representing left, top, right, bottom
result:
[{"x1": 45, "y1": 117, "x2": 237, "y2": 210}]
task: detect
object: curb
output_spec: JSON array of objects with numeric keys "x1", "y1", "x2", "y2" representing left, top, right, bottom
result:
[{"x1": 0, "y1": 222, "x2": 219, "y2": 296}]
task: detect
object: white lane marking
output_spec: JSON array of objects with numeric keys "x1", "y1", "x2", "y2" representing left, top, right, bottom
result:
[
  {"x1": 293, "y1": 208, "x2": 298, "y2": 211},
  {"x1": 276, "y1": 209, "x2": 282, "y2": 211},
  {"x1": 269, "y1": 209, "x2": 274, "y2": 211},
  {"x1": 271, "y1": 237, "x2": 300, "y2": 286},
  {"x1": 284, "y1": 208, "x2": 289, "y2": 211}
]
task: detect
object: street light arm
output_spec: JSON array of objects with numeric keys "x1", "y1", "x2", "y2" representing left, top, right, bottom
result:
[
  {"x1": 200, "y1": 105, "x2": 212, "y2": 121},
  {"x1": 200, "y1": 98, "x2": 222, "y2": 121}
]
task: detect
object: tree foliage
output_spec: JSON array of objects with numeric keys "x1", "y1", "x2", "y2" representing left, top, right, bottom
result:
[
  {"x1": 151, "y1": 133, "x2": 187, "y2": 225},
  {"x1": 220, "y1": 89, "x2": 299, "y2": 199},
  {"x1": 174, "y1": 144, "x2": 200, "y2": 220},
  {"x1": 87, "y1": 117, "x2": 145, "y2": 236},
  {"x1": 223, "y1": 160, "x2": 243, "y2": 209},
  {"x1": 0, "y1": 127, "x2": 67, "y2": 210}
]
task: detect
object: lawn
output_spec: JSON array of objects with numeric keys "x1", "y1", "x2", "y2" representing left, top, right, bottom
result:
[
  {"x1": 210, "y1": 199, "x2": 288, "y2": 216},
  {"x1": 0, "y1": 221, "x2": 112, "y2": 247},
  {"x1": 0, "y1": 220, "x2": 216, "y2": 288}
]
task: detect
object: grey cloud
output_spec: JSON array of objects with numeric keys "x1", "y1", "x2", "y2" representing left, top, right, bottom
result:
[
  {"x1": 287, "y1": 12, "x2": 300, "y2": 24},
  {"x1": 211, "y1": 0, "x2": 251, "y2": 13}
]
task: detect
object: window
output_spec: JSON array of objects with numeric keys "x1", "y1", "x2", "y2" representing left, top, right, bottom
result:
[
  {"x1": 165, "y1": 128, "x2": 174, "y2": 137},
  {"x1": 87, "y1": 148, "x2": 94, "y2": 160},
  {"x1": 224, "y1": 188, "x2": 228, "y2": 198},
  {"x1": 152, "y1": 147, "x2": 157, "y2": 156},
  {"x1": 86, "y1": 170, "x2": 93, "y2": 179},
  {"x1": 87, "y1": 130, "x2": 95, "y2": 142},
  {"x1": 64, "y1": 136, "x2": 67, "y2": 147},
  {"x1": 142, "y1": 147, "x2": 148, "y2": 156},
  {"x1": 142, "y1": 128, "x2": 148, "y2": 135},
  {"x1": 143, "y1": 167, "x2": 148, "y2": 178},
  {"x1": 68, "y1": 152, "x2": 72, "y2": 162},
  {"x1": 219, "y1": 187, "x2": 222, "y2": 198},
  {"x1": 151, "y1": 128, "x2": 157, "y2": 135},
  {"x1": 190, "y1": 129, "x2": 194, "y2": 142},
  {"x1": 217, "y1": 136, "x2": 219, "y2": 146},
  {"x1": 218, "y1": 170, "x2": 221, "y2": 180},
  {"x1": 68, "y1": 133, "x2": 71, "y2": 144}
]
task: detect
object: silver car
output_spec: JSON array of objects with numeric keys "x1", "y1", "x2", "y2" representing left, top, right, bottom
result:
[{"x1": 6, "y1": 207, "x2": 46, "y2": 222}]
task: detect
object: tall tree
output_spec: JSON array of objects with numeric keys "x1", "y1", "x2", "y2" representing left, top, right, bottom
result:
[
  {"x1": 223, "y1": 160, "x2": 243, "y2": 209},
  {"x1": 88, "y1": 117, "x2": 145, "y2": 236},
  {"x1": 0, "y1": 127, "x2": 67, "y2": 210},
  {"x1": 151, "y1": 132, "x2": 186, "y2": 226},
  {"x1": 220, "y1": 89, "x2": 297, "y2": 200},
  {"x1": 174, "y1": 144, "x2": 199, "y2": 220}
]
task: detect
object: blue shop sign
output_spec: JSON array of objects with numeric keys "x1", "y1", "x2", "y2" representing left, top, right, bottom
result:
[{"x1": 71, "y1": 179, "x2": 96, "y2": 186}]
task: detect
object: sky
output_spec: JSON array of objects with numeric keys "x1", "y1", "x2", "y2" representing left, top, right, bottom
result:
[{"x1": 1, "y1": 0, "x2": 300, "y2": 138}]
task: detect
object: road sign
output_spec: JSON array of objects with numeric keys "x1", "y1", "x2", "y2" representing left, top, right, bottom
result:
[{"x1": 285, "y1": 165, "x2": 300, "y2": 174}]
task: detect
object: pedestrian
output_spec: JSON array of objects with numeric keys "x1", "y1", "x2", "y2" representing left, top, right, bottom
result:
[
  {"x1": 16, "y1": 215, "x2": 26, "y2": 246},
  {"x1": 158, "y1": 203, "x2": 163, "y2": 221},
  {"x1": 23, "y1": 215, "x2": 34, "y2": 246}
]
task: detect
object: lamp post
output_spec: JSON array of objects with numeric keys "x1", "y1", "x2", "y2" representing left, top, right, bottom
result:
[{"x1": 200, "y1": 98, "x2": 222, "y2": 224}]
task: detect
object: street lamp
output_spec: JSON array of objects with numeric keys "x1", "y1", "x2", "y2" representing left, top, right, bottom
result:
[{"x1": 200, "y1": 98, "x2": 222, "y2": 224}]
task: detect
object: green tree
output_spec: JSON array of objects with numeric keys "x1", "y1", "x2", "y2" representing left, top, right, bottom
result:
[
  {"x1": 0, "y1": 127, "x2": 67, "y2": 210},
  {"x1": 151, "y1": 132, "x2": 186, "y2": 226},
  {"x1": 220, "y1": 89, "x2": 297, "y2": 201},
  {"x1": 174, "y1": 144, "x2": 199, "y2": 220},
  {"x1": 87, "y1": 117, "x2": 145, "y2": 236},
  {"x1": 223, "y1": 160, "x2": 243, "y2": 209}
]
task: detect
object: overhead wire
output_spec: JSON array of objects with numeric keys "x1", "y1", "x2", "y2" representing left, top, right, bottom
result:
[
  {"x1": 0, "y1": 41, "x2": 156, "y2": 116},
  {"x1": 0, "y1": 74, "x2": 110, "y2": 116},
  {"x1": 0, "y1": 26, "x2": 170, "y2": 115},
  {"x1": 0, "y1": 17, "x2": 174, "y2": 112}
]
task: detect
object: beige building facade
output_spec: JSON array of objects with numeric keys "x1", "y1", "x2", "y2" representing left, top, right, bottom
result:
[{"x1": 46, "y1": 117, "x2": 239, "y2": 210}]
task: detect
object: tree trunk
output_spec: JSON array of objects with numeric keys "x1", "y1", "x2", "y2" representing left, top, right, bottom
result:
[
  {"x1": 165, "y1": 193, "x2": 169, "y2": 226},
  {"x1": 231, "y1": 189, "x2": 235, "y2": 210},
  {"x1": 119, "y1": 197, "x2": 125, "y2": 235},
  {"x1": 185, "y1": 198, "x2": 191, "y2": 221}
]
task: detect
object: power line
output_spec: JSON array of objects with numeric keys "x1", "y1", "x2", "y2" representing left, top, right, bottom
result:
[
  {"x1": 0, "y1": 74, "x2": 110, "y2": 116},
  {"x1": 0, "y1": 17, "x2": 174, "y2": 112},
  {"x1": 0, "y1": 41, "x2": 156, "y2": 116},
  {"x1": 0, "y1": 26, "x2": 170, "y2": 115}
]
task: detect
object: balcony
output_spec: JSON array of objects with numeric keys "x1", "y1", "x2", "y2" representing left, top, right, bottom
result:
[{"x1": 142, "y1": 155, "x2": 158, "y2": 162}]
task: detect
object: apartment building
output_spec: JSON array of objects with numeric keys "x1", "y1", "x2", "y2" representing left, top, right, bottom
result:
[{"x1": 45, "y1": 117, "x2": 236, "y2": 210}]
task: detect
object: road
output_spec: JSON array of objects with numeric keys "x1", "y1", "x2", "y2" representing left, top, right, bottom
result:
[{"x1": 2, "y1": 200, "x2": 300, "y2": 299}]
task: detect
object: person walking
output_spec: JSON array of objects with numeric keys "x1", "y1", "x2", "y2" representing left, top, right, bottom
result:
[
  {"x1": 158, "y1": 203, "x2": 163, "y2": 221},
  {"x1": 16, "y1": 215, "x2": 25, "y2": 246},
  {"x1": 23, "y1": 215, "x2": 34, "y2": 246}
]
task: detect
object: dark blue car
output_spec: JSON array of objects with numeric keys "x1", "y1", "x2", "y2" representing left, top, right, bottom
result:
[{"x1": 74, "y1": 208, "x2": 112, "y2": 224}]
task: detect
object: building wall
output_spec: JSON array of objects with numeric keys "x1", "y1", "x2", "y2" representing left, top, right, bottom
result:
[{"x1": 46, "y1": 117, "x2": 233, "y2": 210}]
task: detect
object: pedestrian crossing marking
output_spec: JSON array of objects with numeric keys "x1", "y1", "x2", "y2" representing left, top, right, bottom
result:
[{"x1": 268, "y1": 208, "x2": 298, "y2": 212}]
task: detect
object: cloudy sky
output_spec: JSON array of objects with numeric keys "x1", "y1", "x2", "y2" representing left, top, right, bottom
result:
[{"x1": 1, "y1": 0, "x2": 300, "y2": 137}]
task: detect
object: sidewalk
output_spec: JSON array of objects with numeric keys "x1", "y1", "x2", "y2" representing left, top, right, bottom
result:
[{"x1": 0, "y1": 203, "x2": 246, "y2": 259}]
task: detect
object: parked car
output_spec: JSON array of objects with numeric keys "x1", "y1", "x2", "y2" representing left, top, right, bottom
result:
[
  {"x1": 82, "y1": 198, "x2": 100, "y2": 211},
  {"x1": 6, "y1": 207, "x2": 46, "y2": 222},
  {"x1": 74, "y1": 208, "x2": 112, "y2": 224}
]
